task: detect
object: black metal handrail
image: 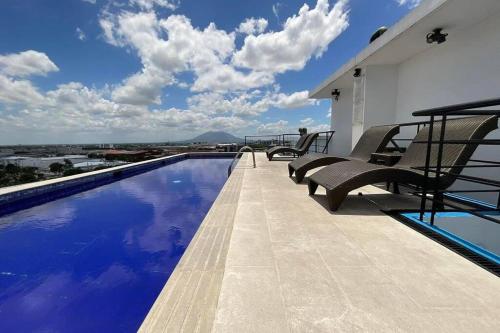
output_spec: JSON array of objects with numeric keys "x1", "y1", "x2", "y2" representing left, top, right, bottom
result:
[
  {"x1": 244, "y1": 130, "x2": 335, "y2": 154},
  {"x1": 412, "y1": 97, "x2": 500, "y2": 116},
  {"x1": 412, "y1": 97, "x2": 500, "y2": 226}
]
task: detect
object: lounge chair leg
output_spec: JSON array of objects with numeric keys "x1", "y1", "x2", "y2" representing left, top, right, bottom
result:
[
  {"x1": 295, "y1": 170, "x2": 307, "y2": 183},
  {"x1": 393, "y1": 182, "x2": 400, "y2": 194},
  {"x1": 435, "y1": 192, "x2": 445, "y2": 210},
  {"x1": 268, "y1": 154, "x2": 273, "y2": 161},
  {"x1": 308, "y1": 181, "x2": 318, "y2": 195},
  {"x1": 326, "y1": 190, "x2": 346, "y2": 211},
  {"x1": 288, "y1": 165, "x2": 294, "y2": 177}
]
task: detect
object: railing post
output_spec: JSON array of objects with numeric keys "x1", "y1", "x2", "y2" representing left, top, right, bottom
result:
[
  {"x1": 419, "y1": 115, "x2": 435, "y2": 221},
  {"x1": 430, "y1": 115, "x2": 447, "y2": 225},
  {"x1": 322, "y1": 131, "x2": 334, "y2": 154}
]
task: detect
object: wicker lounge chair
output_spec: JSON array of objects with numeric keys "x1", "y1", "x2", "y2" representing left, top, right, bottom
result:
[
  {"x1": 267, "y1": 132, "x2": 319, "y2": 161},
  {"x1": 288, "y1": 124, "x2": 400, "y2": 182},
  {"x1": 266, "y1": 133, "x2": 308, "y2": 159},
  {"x1": 308, "y1": 116, "x2": 498, "y2": 211}
]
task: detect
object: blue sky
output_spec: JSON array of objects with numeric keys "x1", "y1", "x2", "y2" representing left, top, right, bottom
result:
[{"x1": 0, "y1": 0, "x2": 419, "y2": 144}]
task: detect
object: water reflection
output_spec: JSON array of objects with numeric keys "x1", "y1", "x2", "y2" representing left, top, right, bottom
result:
[{"x1": 0, "y1": 158, "x2": 232, "y2": 332}]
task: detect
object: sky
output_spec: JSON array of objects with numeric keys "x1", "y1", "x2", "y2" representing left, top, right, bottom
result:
[{"x1": 0, "y1": 0, "x2": 420, "y2": 144}]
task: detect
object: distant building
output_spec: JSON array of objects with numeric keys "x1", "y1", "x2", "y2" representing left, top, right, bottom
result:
[
  {"x1": 216, "y1": 143, "x2": 238, "y2": 152},
  {"x1": 0, "y1": 148, "x2": 15, "y2": 157},
  {"x1": 72, "y1": 160, "x2": 107, "y2": 170},
  {"x1": 0, "y1": 155, "x2": 91, "y2": 170}
]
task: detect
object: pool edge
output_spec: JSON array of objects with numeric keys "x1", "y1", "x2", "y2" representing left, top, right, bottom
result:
[{"x1": 138, "y1": 153, "x2": 246, "y2": 332}]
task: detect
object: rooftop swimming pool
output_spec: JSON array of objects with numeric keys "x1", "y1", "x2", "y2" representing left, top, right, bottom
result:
[{"x1": 0, "y1": 156, "x2": 233, "y2": 332}]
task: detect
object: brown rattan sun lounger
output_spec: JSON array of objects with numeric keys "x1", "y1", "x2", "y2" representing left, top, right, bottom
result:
[
  {"x1": 266, "y1": 133, "x2": 308, "y2": 159},
  {"x1": 266, "y1": 132, "x2": 319, "y2": 161},
  {"x1": 308, "y1": 116, "x2": 498, "y2": 211},
  {"x1": 288, "y1": 124, "x2": 400, "y2": 182}
]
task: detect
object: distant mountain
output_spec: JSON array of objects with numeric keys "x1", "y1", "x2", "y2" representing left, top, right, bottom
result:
[{"x1": 185, "y1": 131, "x2": 244, "y2": 144}]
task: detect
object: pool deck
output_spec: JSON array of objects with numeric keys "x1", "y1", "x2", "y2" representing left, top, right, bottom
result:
[{"x1": 140, "y1": 152, "x2": 500, "y2": 332}]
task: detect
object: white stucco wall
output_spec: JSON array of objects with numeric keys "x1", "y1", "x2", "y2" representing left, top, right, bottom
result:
[
  {"x1": 394, "y1": 11, "x2": 500, "y2": 123},
  {"x1": 364, "y1": 66, "x2": 399, "y2": 129},
  {"x1": 330, "y1": 87, "x2": 353, "y2": 156}
]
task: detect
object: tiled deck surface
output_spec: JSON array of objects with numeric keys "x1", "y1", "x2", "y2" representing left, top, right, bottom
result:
[{"x1": 140, "y1": 152, "x2": 500, "y2": 332}]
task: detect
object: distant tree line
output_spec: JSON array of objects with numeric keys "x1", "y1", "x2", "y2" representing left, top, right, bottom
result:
[{"x1": 0, "y1": 164, "x2": 44, "y2": 187}]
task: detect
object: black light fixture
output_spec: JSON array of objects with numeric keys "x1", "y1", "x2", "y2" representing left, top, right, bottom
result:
[
  {"x1": 426, "y1": 28, "x2": 448, "y2": 44},
  {"x1": 331, "y1": 89, "x2": 340, "y2": 101},
  {"x1": 353, "y1": 68, "x2": 362, "y2": 78}
]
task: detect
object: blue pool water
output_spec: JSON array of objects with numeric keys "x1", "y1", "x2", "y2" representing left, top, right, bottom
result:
[{"x1": 0, "y1": 157, "x2": 232, "y2": 332}]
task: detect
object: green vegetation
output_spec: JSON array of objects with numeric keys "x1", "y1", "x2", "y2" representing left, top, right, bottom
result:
[
  {"x1": 0, "y1": 164, "x2": 44, "y2": 188},
  {"x1": 62, "y1": 168, "x2": 84, "y2": 176},
  {"x1": 49, "y1": 162, "x2": 64, "y2": 173}
]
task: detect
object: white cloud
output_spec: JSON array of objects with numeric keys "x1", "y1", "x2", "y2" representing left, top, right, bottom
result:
[
  {"x1": 0, "y1": 50, "x2": 59, "y2": 77},
  {"x1": 257, "y1": 120, "x2": 289, "y2": 134},
  {"x1": 82, "y1": 0, "x2": 96, "y2": 4},
  {"x1": 237, "y1": 18, "x2": 268, "y2": 35},
  {"x1": 395, "y1": 0, "x2": 422, "y2": 8},
  {"x1": 300, "y1": 117, "x2": 314, "y2": 126},
  {"x1": 233, "y1": 0, "x2": 349, "y2": 73},
  {"x1": 187, "y1": 89, "x2": 314, "y2": 117},
  {"x1": 191, "y1": 65, "x2": 273, "y2": 92},
  {"x1": 100, "y1": 0, "x2": 348, "y2": 104},
  {"x1": 112, "y1": 67, "x2": 174, "y2": 105},
  {"x1": 130, "y1": 0, "x2": 179, "y2": 11},
  {"x1": 269, "y1": 90, "x2": 314, "y2": 109},
  {"x1": 188, "y1": 91, "x2": 267, "y2": 117},
  {"x1": 76, "y1": 27, "x2": 87, "y2": 41},
  {"x1": 257, "y1": 118, "x2": 329, "y2": 135},
  {"x1": 0, "y1": 75, "x2": 45, "y2": 105},
  {"x1": 272, "y1": 3, "x2": 282, "y2": 24},
  {"x1": 309, "y1": 123, "x2": 330, "y2": 132},
  {"x1": 102, "y1": 11, "x2": 257, "y2": 102},
  {"x1": 298, "y1": 117, "x2": 331, "y2": 132},
  {"x1": 0, "y1": 1, "x2": 347, "y2": 142}
]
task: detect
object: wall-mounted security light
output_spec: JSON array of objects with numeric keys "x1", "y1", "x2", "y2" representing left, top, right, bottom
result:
[
  {"x1": 331, "y1": 89, "x2": 340, "y2": 101},
  {"x1": 353, "y1": 68, "x2": 362, "y2": 78},
  {"x1": 426, "y1": 28, "x2": 448, "y2": 44}
]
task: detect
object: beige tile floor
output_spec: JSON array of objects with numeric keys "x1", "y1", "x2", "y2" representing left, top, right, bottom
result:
[{"x1": 141, "y1": 153, "x2": 500, "y2": 332}]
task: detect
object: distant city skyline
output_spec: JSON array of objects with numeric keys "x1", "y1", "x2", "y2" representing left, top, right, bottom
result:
[{"x1": 0, "y1": 0, "x2": 417, "y2": 144}]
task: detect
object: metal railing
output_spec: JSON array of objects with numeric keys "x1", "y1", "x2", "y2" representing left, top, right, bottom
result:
[
  {"x1": 410, "y1": 97, "x2": 500, "y2": 226},
  {"x1": 244, "y1": 130, "x2": 335, "y2": 154},
  {"x1": 244, "y1": 135, "x2": 282, "y2": 149},
  {"x1": 227, "y1": 146, "x2": 256, "y2": 176}
]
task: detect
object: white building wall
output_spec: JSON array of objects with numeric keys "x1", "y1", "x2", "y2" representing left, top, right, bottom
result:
[
  {"x1": 352, "y1": 73, "x2": 366, "y2": 148},
  {"x1": 394, "y1": 12, "x2": 500, "y2": 122},
  {"x1": 364, "y1": 66, "x2": 399, "y2": 129},
  {"x1": 330, "y1": 87, "x2": 353, "y2": 156}
]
